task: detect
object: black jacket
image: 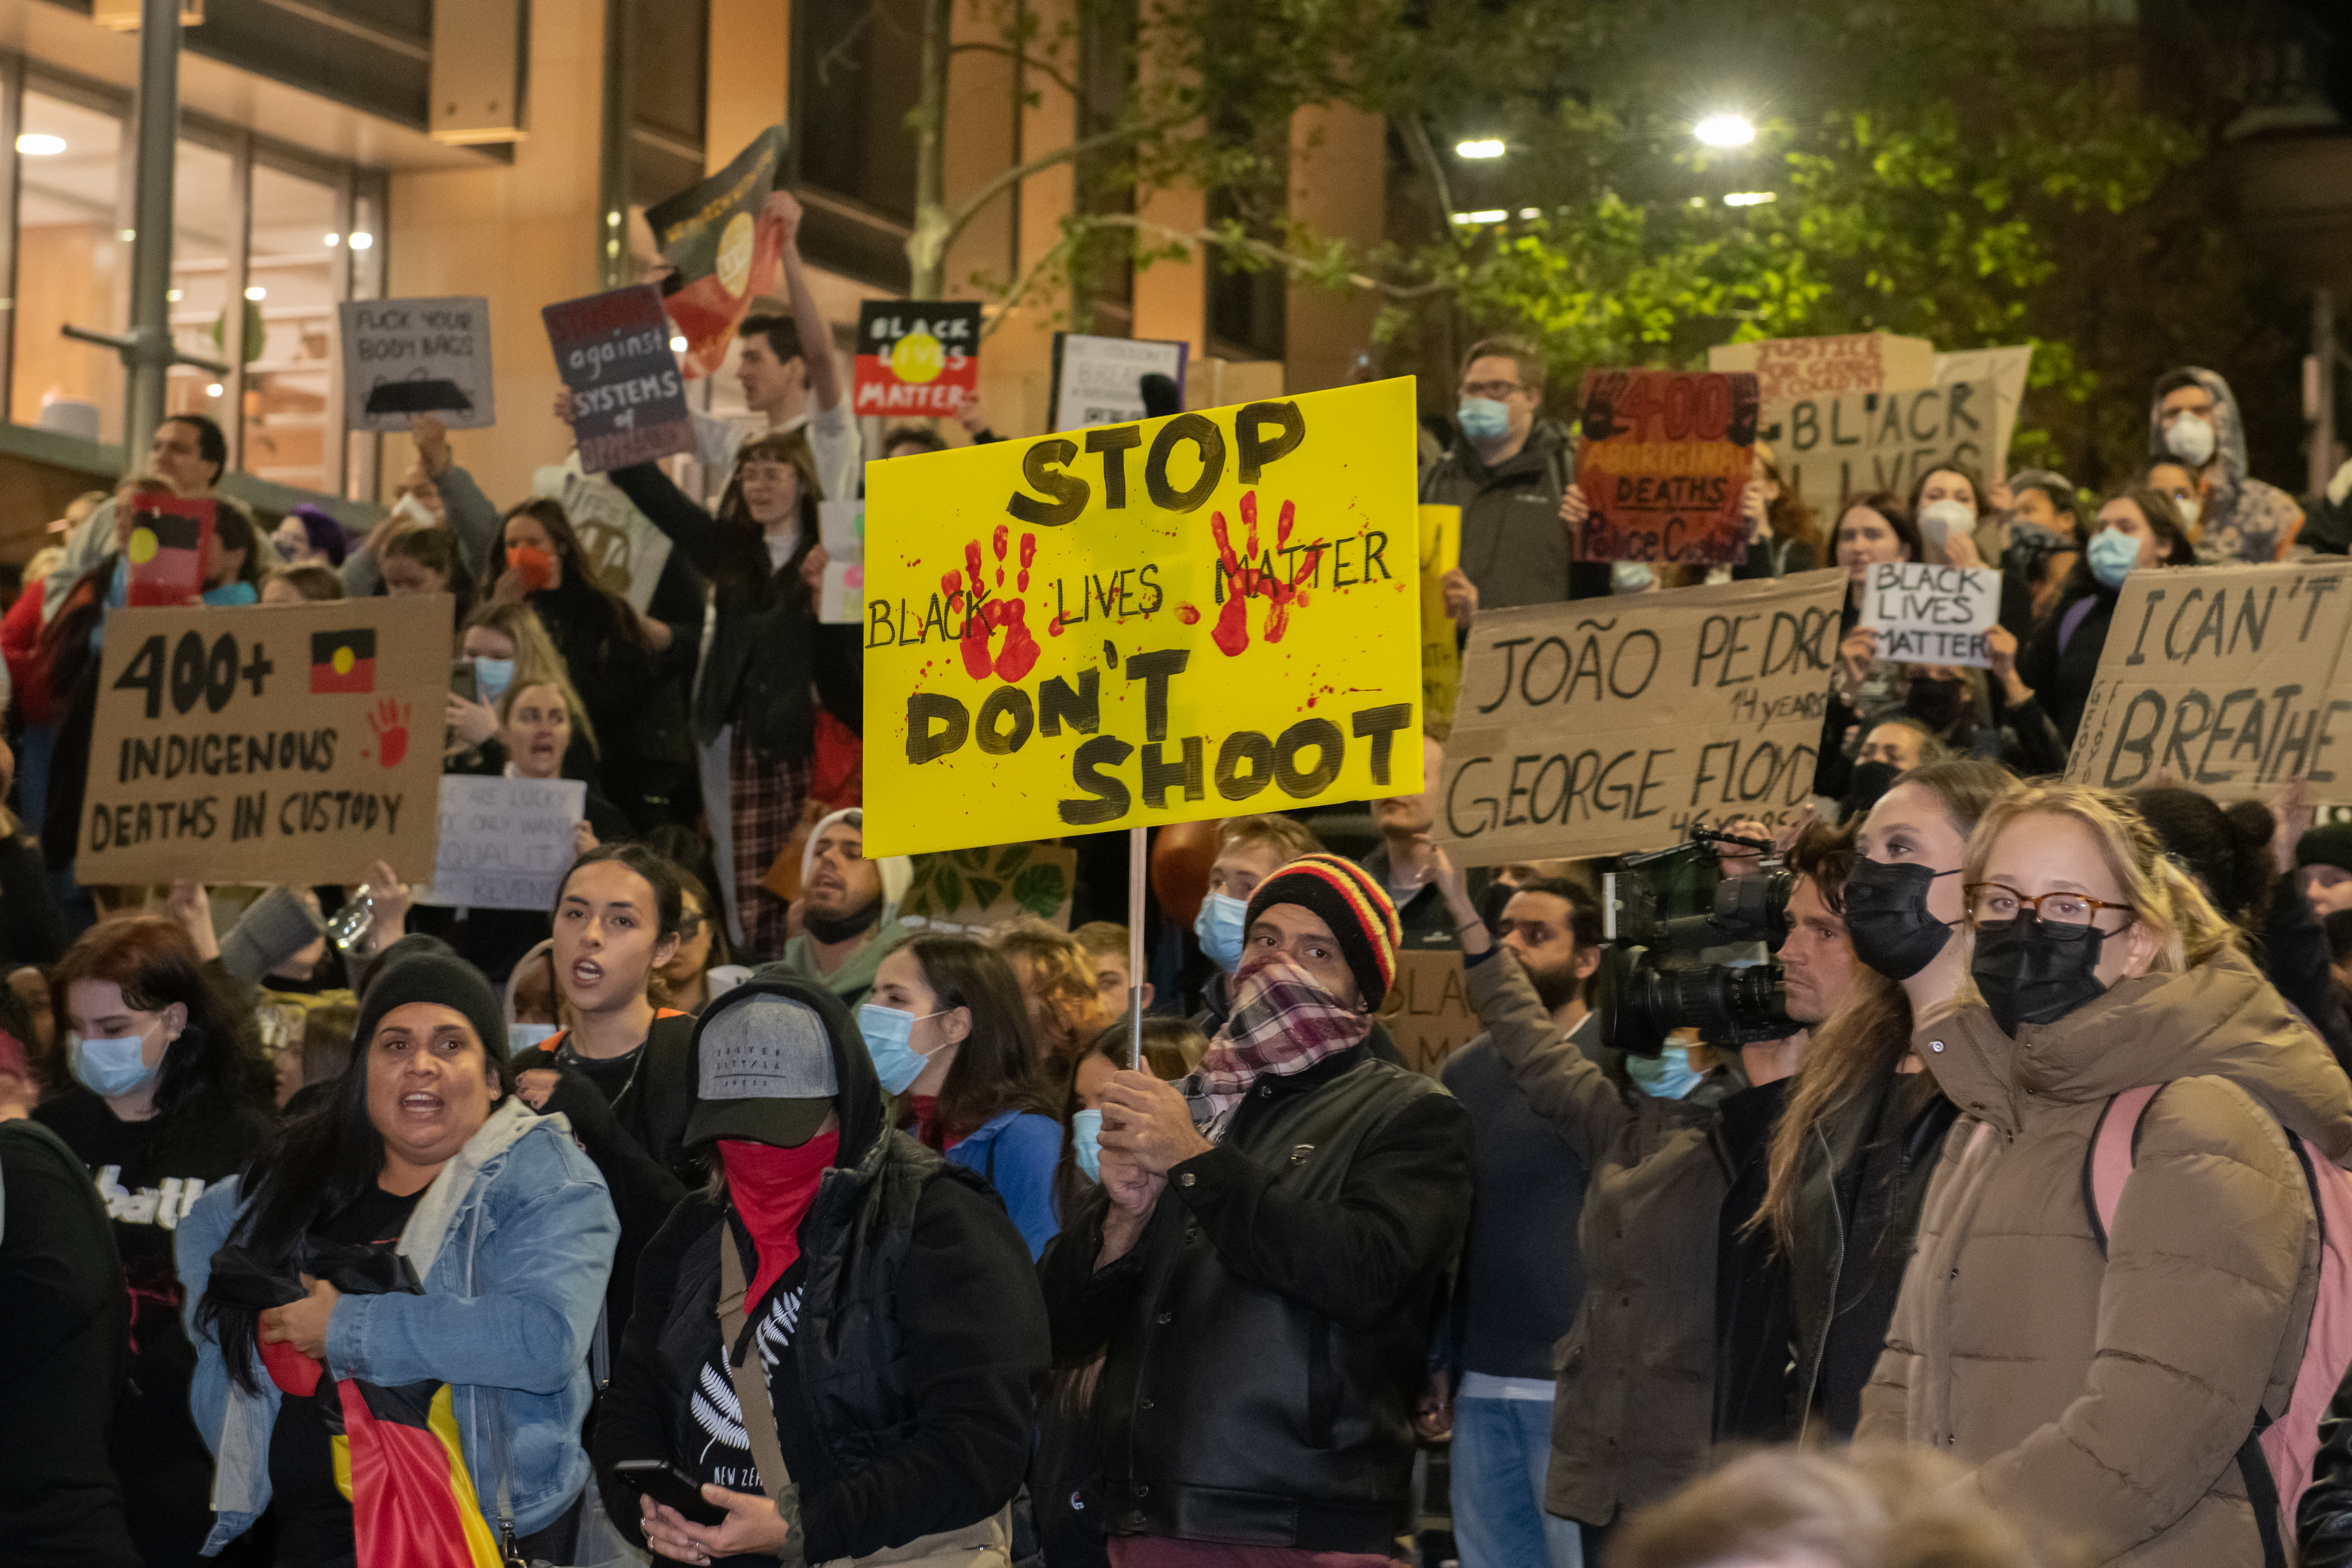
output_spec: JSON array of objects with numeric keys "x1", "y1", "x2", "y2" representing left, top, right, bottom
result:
[
  {"x1": 2262, "y1": 871, "x2": 2352, "y2": 1074},
  {"x1": 526, "y1": 572, "x2": 701, "y2": 769},
  {"x1": 609, "y1": 463, "x2": 863, "y2": 762},
  {"x1": 1038, "y1": 1045, "x2": 1473, "y2": 1555},
  {"x1": 0, "y1": 1120, "x2": 141, "y2": 1567},
  {"x1": 593, "y1": 981, "x2": 1049, "y2": 1563},
  {"x1": 2016, "y1": 582, "x2": 2118, "y2": 745},
  {"x1": 1420, "y1": 420, "x2": 1611, "y2": 609},
  {"x1": 2304, "y1": 1370, "x2": 2352, "y2": 1566}
]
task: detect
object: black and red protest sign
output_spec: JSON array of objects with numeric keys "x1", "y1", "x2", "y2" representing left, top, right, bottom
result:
[
  {"x1": 1571, "y1": 369, "x2": 1760, "y2": 566},
  {"x1": 543, "y1": 284, "x2": 695, "y2": 474},
  {"x1": 123, "y1": 492, "x2": 214, "y2": 607},
  {"x1": 853, "y1": 302, "x2": 981, "y2": 418},
  {"x1": 647, "y1": 126, "x2": 787, "y2": 379}
]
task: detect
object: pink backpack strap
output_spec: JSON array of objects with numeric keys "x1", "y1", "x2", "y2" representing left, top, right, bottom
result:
[{"x1": 2088, "y1": 1083, "x2": 2165, "y2": 1243}]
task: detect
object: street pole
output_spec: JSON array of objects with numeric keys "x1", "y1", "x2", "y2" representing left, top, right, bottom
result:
[
  {"x1": 2315, "y1": 290, "x2": 2339, "y2": 501},
  {"x1": 125, "y1": 0, "x2": 182, "y2": 467}
]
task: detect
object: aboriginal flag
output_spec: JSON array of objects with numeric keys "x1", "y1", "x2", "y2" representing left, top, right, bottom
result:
[
  {"x1": 311, "y1": 628, "x2": 377, "y2": 694},
  {"x1": 648, "y1": 125, "x2": 786, "y2": 379},
  {"x1": 123, "y1": 492, "x2": 213, "y2": 607}
]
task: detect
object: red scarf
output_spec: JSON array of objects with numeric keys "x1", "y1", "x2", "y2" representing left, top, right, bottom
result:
[
  {"x1": 1193, "y1": 954, "x2": 1373, "y2": 1133},
  {"x1": 719, "y1": 1132, "x2": 839, "y2": 1305}
]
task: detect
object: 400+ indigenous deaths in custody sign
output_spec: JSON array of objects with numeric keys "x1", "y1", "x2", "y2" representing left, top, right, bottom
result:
[{"x1": 861, "y1": 379, "x2": 1424, "y2": 857}]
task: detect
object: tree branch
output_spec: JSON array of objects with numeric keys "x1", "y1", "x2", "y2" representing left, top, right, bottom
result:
[
  {"x1": 933, "y1": 112, "x2": 1193, "y2": 264},
  {"x1": 948, "y1": 41, "x2": 1083, "y2": 102}
]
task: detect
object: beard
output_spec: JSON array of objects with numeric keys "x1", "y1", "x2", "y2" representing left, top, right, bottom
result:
[{"x1": 1527, "y1": 955, "x2": 1582, "y2": 1013}]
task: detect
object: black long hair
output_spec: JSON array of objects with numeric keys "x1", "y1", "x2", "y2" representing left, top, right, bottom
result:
[
  {"x1": 201, "y1": 1004, "x2": 518, "y2": 1394},
  {"x1": 491, "y1": 499, "x2": 648, "y2": 654},
  {"x1": 49, "y1": 917, "x2": 269, "y2": 1120},
  {"x1": 554, "y1": 843, "x2": 687, "y2": 940}
]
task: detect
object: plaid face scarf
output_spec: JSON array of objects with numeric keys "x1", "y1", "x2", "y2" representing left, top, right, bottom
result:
[{"x1": 1187, "y1": 953, "x2": 1372, "y2": 1140}]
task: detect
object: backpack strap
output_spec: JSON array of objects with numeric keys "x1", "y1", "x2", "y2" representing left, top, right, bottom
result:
[
  {"x1": 2240, "y1": 1416, "x2": 2289, "y2": 1568},
  {"x1": 2085, "y1": 1082, "x2": 2165, "y2": 1249},
  {"x1": 2057, "y1": 593, "x2": 2101, "y2": 658}
]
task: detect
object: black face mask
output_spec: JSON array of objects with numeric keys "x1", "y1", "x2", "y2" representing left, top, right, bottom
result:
[
  {"x1": 1970, "y1": 914, "x2": 2112, "y2": 1036},
  {"x1": 1842, "y1": 760, "x2": 1902, "y2": 825},
  {"x1": 1841, "y1": 858, "x2": 1958, "y2": 980},
  {"x1": 802, "y1": 895, "x2": 883, "y2": 946},
  {"x1": 1907, "y1": 678, "x2": 1969, "y2": 734}
]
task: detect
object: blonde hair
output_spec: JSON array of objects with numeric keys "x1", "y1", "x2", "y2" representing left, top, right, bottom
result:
[
  {"x1": 1962, "y1": 782, "x2": 2238, "y2": 977},
  {"x1": 1610, "y1": 1442, "x2": 2078, "y2": 1568},
  {"x1": 990, "y1": 916, "x2": 1110, "y2": 1073},
  {"x1": 497, "y1": 677, "x2": 593, "y2": 761},
  {"x1": 1217, "y1": 813, "x2": 1323, "y2": 863},
  {"x1": 462, "y1": 598, "x2": 598, "y2": 754}
]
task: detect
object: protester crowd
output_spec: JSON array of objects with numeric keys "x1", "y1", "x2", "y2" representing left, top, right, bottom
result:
[{"x1": 14, "y1": 179, "x2": 2352, "y2": 1568}]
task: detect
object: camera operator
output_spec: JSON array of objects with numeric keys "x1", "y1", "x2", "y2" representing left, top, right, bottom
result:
[{"x1": 1427, "y1": 827, "x2": 1865, "y2": 1555}]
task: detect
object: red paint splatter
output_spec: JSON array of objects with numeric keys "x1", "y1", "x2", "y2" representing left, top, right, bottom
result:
[
  {"x1": 958, "y1": 540, "x2": 994, "y2": 678},
  {"x1": 1176, "y1": 604, "x2": 1201, "y2": 625},
  {"x1": 995, "y1": 601, "x2": 1041, "y2": 680},
  {"x1": 1049, "y1": 614, "x2": 1065, "y2": 636},
  {"x1": 1209, "y1": 492, "x2": 1318, "y2": 654},
  {"x1": 1017, "y1": 531, "x2": 1036, "y2": 593},
  {"x1": 1210, "y1": 510, "x2": 1253, "y2": 657},
  {"x1": 952, "y1": 532, "x2": 1048, "y2": 679}
]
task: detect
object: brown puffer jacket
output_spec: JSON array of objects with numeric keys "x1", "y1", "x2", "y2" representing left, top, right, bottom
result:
[
  {"x1": 1470, "y1": 948, "x2": 1737, "y2": 1525},
  {"x1": 1859, "y1": 948, "x2": 2352, "y2": 1565}
]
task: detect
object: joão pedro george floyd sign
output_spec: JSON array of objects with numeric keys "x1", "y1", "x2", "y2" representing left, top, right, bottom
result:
[
  {"x1": 861, "y1": 380, "x2": 1422, "y2": 857},
  {"x1": 1436, "y1": 570, "x2": 1848, "y2": 863}
]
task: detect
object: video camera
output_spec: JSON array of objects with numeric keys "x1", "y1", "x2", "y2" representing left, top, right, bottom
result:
[{"x1": 1590, "y1": 827, "x2": 1796, "y2": 1058}]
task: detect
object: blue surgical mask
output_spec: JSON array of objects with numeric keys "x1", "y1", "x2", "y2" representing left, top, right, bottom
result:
[
  {"x1": 1193, "y1": 891, "x2": 1248, "y2": 974},
  {"x1": 474, "y1": 657, "x2": 517, "y2": 706},
  {"x1": 509, "y1": 1022, "x2": 559, "y2": 1053},
  {"x1": 857, "y1": 1002, "x2": 947, "y2": 1095},
  {"x1": 1626, "y1": 1041, "x2": 1703, "y2": 1100},
  {"x1": 2088, "y1": 528, "x2": 2141, "y2": 589},
  {"x1": 1457, "y1": 397, "x2": 1512, "y2": 442},
  {"x1": 1070, "y1": 1108, "x2": 1105, "y2": 1183},
  {"x1": 72, "y1": 1029, "x2": 160, "y2": 1099}
]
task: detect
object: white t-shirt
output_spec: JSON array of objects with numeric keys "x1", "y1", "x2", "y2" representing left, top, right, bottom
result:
[{"x1": 693, "y1": 395, "x2": 862, "y2": 512}]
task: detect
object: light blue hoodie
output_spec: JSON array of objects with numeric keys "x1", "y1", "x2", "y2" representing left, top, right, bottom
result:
[{"x1": 176, "y1": 1097, "x2": 618, "y2": 1551}]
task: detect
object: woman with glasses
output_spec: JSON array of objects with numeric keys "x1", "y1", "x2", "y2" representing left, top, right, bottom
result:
[{"x1": 1859, "y1": 783, "x2": 2352, "y2": 1567}]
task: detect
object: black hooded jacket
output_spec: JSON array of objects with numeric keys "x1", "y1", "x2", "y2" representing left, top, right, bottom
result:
[
  {"x1": 592, "y1": 979, "x2": 1049, "y2": 1564},
  {"x1": 1038, "y1": 1044, "x2": 1473, "y2": 1555}
]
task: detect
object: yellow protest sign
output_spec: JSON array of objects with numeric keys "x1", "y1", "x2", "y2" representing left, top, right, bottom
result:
[
  {"x1": 1420, "y1": 504, "x2": 1462, "y2": 731},
  {"x1": 861, "y1": 378, "x2": 1423, "y2": 857}
]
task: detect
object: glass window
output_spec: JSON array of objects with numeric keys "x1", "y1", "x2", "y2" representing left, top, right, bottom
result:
[
  {"x1": 164, "y1": 135, "x2": 236, "y2": 441},
  {"x1": 13, "y1": 89, "x2": 126, "y2": 442},
  {"x1": 237, "y1": 157, "x2": 340, "y2": 491}
]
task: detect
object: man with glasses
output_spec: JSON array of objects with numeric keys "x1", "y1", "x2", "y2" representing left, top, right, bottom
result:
[{"x1": 1421, "y1": 338, "x2": 1603, "y2": 626}]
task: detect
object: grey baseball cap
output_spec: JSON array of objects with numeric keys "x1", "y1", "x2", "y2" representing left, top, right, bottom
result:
[{"x1": 684, "y1": 988, "x2": 841, "y2": 1148}]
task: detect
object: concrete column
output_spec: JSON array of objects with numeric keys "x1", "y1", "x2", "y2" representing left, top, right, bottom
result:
[{"x1": 1284, "y1": 102, "x2": 1384, "y2": 396}]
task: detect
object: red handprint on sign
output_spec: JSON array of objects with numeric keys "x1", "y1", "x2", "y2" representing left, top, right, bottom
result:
[
  {"x1": 366, "y1": 699, "x2": 410, "y2": 769},
  {"x1": 945, "y1": 526, "x2": 1041, "y2": 682},
  {"x1": 1209, "y1": 491, "x2": 1320, "y2": 658}
]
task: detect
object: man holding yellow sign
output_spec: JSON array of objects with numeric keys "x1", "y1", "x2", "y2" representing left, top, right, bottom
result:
[{"x1": 860, "y1": 379, "x2": 1425, "y2": 858}]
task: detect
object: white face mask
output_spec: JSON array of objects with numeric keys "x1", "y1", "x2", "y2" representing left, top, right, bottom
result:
[
  {"x1": 2165, "y1": 412, "x2": 2217, "y2": 467},
  {"x1": 388, "y1": 493, "x2": 438, "y2": 530},
  {"x1": 2172, "y1": 494, "x2": 2201, "y2": 530},
  {"x1": 1917, "y1": 498, "x2": 1975, "y2": 546}
]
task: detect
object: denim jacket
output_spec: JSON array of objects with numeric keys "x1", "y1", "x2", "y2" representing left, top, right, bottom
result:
[
  {"x1": 176, "y1": 1099, "x2": 618, "y2": 1552},
  {"x1": 944, "y1": 1108, "x2": 1063, "y2": 1259}
]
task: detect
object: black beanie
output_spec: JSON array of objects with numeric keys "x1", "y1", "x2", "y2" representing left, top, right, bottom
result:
[
  {"x1": 2299, "y1": 823, "x2": 2352, "y2": 875},
  {"x1": 352, "y1": 951, "x2": 511, "y2": 1080},
  {"x1": 1243, "y1": 852, "x2": 1402, "y2": 1009}
]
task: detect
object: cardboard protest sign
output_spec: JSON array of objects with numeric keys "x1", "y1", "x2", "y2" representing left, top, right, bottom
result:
[
  {"x1": 78, "y1": 595, "x2": 449, "y2": 886},
  {"x1": 647, "y1": 125, "x2": 787, "y2": 379},
  {"x1": 1933, "y1": 345, "x2": 2033, "y2": 483},
  {"x1": 530, "y1": 463, "x2": 676, "y2": 615},
  {"x1": 854, "y1": 302, "x2": 980, "y2": 418},
  {"x1": 1419, "y1": 505, "x2": 1463, "y2": 730},
  {"x1": 894, "y1": 842, "x2": 1080, "y2": 935},
  {"x1": 861, "y1": 378, "x2": 1423, "y2": 857},
  {"x1": 1050, "y1": 332, "x2": 1189, "y2": 431},
  {"x1": 2067, "y1": 561, "x2": 2352, "y2": 801},
  {"x1": 1572, "y1": 370, "x2": 1760, "y2": 565},
  {"x1": 1854, "y1": 562, "x2": 2001, "y2": 667},
  {"x1": 412, "y1": 775, "x2": 587, "y2": 911},
  {"x1": 123, "y1": 492, "x2": 213, "y2": 606},
  {"x1": 1758, "y1": 378, "x2": 1998, "y2": 512},
  {"x1": 1435, "y1": 569, "x2": 1846, "y2": 863},
  {"x1": 544, "y1": 285, "x2": 694, "y2": 473},
  {"x1": 1708, "y1": 333, "x2": 1934, "y2": 406},
  {"x1": 339, "y1": 297, "x2": 495, "y2": 432},
  {"x1": 1379, "y1": 949, "x2": 1480, "y2": 1077}
]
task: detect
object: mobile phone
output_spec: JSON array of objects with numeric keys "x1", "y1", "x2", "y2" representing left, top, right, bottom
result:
[
  {"x1": 449, "y1": 660, "x2": 478, "y2": 704},
  {"x1": 612, "y1": 1460, "x2": 728, "y2": 1526}
]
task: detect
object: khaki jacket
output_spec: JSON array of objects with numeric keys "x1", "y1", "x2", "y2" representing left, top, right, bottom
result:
[
  {"x1": 1859, "y1": 949, "x2": 2352, "y2": 1565},
  {"x1": 1470, "y1": 949, "x2": 1735, "y2": 1525}
]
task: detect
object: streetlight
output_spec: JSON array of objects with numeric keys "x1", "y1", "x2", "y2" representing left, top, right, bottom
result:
[
  {"x1": 1455, "y1": 138, "x2": 1506, "y2": 159},
  {"x1": 1694, "y1": 114, "x2": 1756, "y2": 148}
]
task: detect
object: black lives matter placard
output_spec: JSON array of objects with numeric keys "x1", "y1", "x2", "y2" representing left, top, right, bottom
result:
[
  {"x1": 1435, "y1": 570, "x2": 1846, "y2": 862},
  {"x1": 2068, "y1": 562, "x2": 2352, "y2": 801},
  {"x1": 78, "y1": 596, "x2": 450, "y2": 886},
  {"x1": 544, "y1": 284, "x2": 694, "y2": 473}
]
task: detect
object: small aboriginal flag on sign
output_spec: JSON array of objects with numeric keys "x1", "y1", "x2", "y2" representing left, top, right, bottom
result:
[
  {"x1": 123, "y1": 493, "x2": 212, "y2": 607},
  {"x1": 311, "y1": 629, "x2": 377, "y2": 694}
]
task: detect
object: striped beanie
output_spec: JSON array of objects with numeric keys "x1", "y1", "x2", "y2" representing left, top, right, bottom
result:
[{"x1": 1244, "y1": 853, "x2": 1401, "y2": 1009}]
